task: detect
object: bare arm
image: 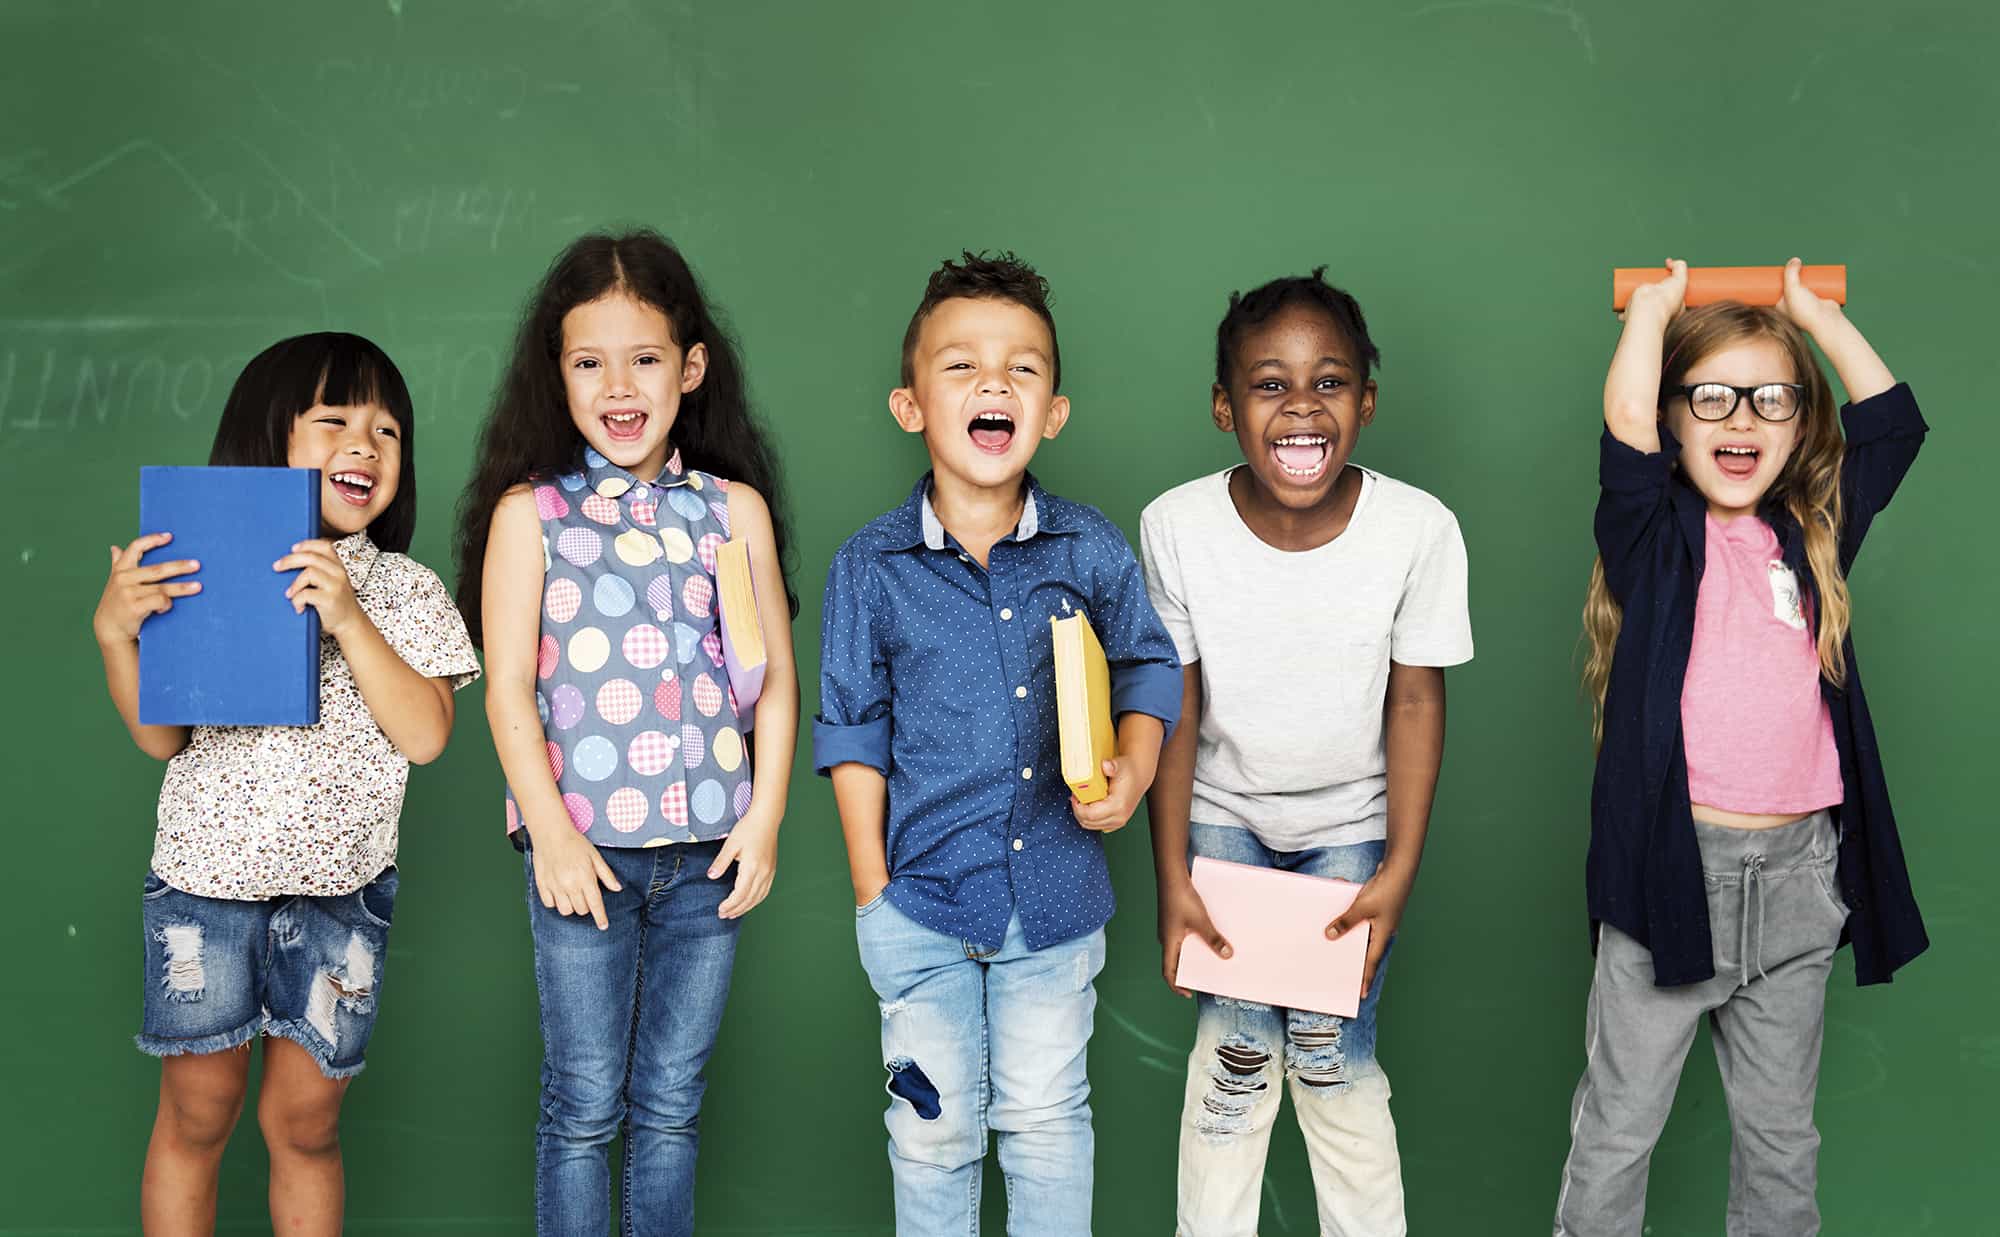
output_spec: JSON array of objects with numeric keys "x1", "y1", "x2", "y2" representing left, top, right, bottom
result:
[
  {"x1": 483, "y1": 486, "x2": 621, "y2": 927},
  {"x1": 1776, "y1": 257, "x2": 1895, "y2": 402},
  {"x1": 831, "y1": 762, "x2": 890, "y2": 907},
  {"x1": 275, "y1": 539, "x2": 455, "y2": 763},
  {"x1": 1603, "y1": 259, "x2": 1689, "y2": 453},
  {"x1": 1328, "y1": 662, "x2": 1447, "y2": 998},
  {"x1": 1145, "y1": 663, "x2": 1228, "y2": 993},
  {"x1": 708, "y1": 482, "x2": 799, "y2": 918},
  {"x1": 92, "y1": 533, "x2": 195, "y2": 760}
]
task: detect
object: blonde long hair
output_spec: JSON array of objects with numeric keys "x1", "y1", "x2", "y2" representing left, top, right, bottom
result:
[{"x1": 1583, "y1": 304, "x2": 1850, "y2": 739}]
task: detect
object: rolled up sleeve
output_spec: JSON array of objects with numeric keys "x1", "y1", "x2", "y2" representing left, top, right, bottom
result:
[{"x1": 812, "y1": 545, "x2": 893, "y2": 775}]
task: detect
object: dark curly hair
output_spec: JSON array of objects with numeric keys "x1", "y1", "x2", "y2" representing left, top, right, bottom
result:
[
  {"x1": 452, "y1": 230, "x2": 796, "y2": 645},
  {"x1": 900, "y1": 250, "x2": 1061, "y2": 390},
  {"x1": 1215, "y1": 266, "x2": 1380, "y2": 390}
]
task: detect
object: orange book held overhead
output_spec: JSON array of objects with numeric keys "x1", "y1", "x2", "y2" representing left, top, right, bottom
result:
[{"x1": 1612, "y1": 264, "x2": 1846, "y2": 312}]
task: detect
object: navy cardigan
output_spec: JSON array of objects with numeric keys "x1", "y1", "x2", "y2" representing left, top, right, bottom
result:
[{"x1": 1589, "y1": 383, "x2": 1929, "y2": 986}]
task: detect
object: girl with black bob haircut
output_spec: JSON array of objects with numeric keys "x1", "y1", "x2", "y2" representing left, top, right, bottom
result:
[{"x1": 208, "y1": 331, "x2": 421, "y2": 552}]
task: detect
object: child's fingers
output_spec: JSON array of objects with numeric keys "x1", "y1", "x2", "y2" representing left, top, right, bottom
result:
[
  {"x1": 117, "y1": 533, "x2": 173, "y2": 568},
  {"x1": 707, "y1": 837, "x2": 739, "y2": 880},
  {"x1": 134, "y1": 558, "x2": 200, "y2": 584},
  {"x1": 1326, "y1": 907, "x2": 1368, "y2": 940},
  {"x1": 591, "y1": 849, "x2": 622, "y2": 893},
  {"x1": 582, "y1": 879, "x2": 609, "y2": 931}
]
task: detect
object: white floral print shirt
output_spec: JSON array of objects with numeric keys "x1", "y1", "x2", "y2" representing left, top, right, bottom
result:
[{"x1": 151, "y1": 533, "x2": 480, "y2": 899}]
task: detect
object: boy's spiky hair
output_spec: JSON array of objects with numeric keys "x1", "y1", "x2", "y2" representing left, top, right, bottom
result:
[{"x1": 901, "y1": 250, "x2": 1061, "y2": 390}]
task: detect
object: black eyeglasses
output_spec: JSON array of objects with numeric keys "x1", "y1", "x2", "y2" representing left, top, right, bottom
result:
[{"x1": 1672, "y1": 382, "x2": 1805, "y2": 423}]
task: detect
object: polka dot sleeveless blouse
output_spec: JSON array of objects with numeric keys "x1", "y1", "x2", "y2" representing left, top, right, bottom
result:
[{"x1": 506, "y1": 447, "x2": 754, "y2": 848}]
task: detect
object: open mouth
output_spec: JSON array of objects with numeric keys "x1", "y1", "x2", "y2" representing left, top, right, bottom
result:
[
  {"x1": 329, "y1": 470, "x2": 376, "y2": 507},
  {"x1": 1713, "y1": 443, "x2": 1760, "y2": 480},
  {"x1": 1271, "y1": 433, "x2": 1331, "y2": 480},
  {"x1": 603, "y1": 409, "x2": 648, "y2": 443},
  {"x1": 969, "y1": 410, "x2": 1015, "y2": 455}
]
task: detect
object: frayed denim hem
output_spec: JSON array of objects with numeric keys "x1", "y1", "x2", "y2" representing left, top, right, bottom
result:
[
  {"x1": 134, "y1": 1015, "x2": 260, "y2": 1060},
  {"x1": 261, "y1": 1018, "x2": 368, "y2": 1081}
]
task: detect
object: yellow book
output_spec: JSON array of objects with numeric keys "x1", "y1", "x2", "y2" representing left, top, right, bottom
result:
[
  {"x1": 714, "y1": 538, "x2": 766, "y2": 721},
  {"x1": 1053, "y1": 611, "x2": 1115, "y2": 804}
]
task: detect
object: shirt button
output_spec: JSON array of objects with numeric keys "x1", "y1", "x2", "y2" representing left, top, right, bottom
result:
[
  {"x1": 1013, "y1": 838, "x2": 1024, "y2": 851},
  {"x1": 1000, "y1": 608, "x2": 1013, "y2": 621},
  {"x1": 958, "y1": 554, "x2": 971, "y2": 563},
  {"x1": 1015, "y1": 686, "x2": 1027, "y2": 699},
  {"x1": 1021, "y1": 767, "x2": 1033, "y2": 780}
]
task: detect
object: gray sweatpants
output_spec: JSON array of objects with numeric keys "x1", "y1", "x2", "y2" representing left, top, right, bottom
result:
[{"x1": 1553, "y1": 811, "x2": 1847, "y2": 1237}]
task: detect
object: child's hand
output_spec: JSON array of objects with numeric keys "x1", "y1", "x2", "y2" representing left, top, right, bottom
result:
[
  {"x1": 275, "y1": 540, "x2": 366, "y2": 638},
  {"x1": 1775, "y1": 256, "x2": 1845, "y2": 335},
  {"x1": 1071, "y1": 756, "x2": 1149, "y2": 833},
  {"x1": 1157, "y1": 876, "x2": 1230, "y2": 996},
  {"x1": 93, "y1": 534, "x2": 201, "y2": 644},
  {"x1": 1620, "y1": 258, "x2": 1688, "y2": 326},
  {"x1": 531, "y1": 825, "x2": 623, "y2": 930},
  {"x1": 1324, "y1": 862, "x2": 1416, "y2": 1000},
  {"x1": 709, "y1": 809, "x2": 779, "y2": 919}
]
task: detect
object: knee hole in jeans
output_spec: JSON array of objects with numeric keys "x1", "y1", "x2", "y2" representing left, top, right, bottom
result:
[{"x1": 1195, "y1": 1033, "x2": 1272, "y2": 1137}]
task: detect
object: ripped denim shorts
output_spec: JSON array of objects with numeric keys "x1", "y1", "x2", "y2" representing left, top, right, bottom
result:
[{"x1": 137, "y1": 866, "x2": 397, "y2": 1080}]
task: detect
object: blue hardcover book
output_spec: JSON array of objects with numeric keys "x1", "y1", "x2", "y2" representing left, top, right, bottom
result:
[{"x1": 138, "y1": 466, "x2": 322, "y2": 726}]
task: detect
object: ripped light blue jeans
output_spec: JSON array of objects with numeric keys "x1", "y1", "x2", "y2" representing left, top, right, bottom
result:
[
  {"x1": 855, "y1": 893, "x2": 1106, "y2": 1236},
  {"x1": 1178, "y1": 823, "x2": 1405, "y2": 1237}
]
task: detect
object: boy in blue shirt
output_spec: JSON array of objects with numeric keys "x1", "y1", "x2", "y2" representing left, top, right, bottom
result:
[{"x1": 815, "y1": 252, "x2": 1181, "y2": 1235}]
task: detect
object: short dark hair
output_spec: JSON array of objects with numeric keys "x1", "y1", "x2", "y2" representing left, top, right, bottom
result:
[
  {"x1": 1215, "y1": 267, "x2": 1381, "y2": 390},
  {"x1": 207, "y1": 332, "x2": 419, "y2": 553},
  {"x1": 900, "y1": 250, "x2": 1061, "y2": 390}
]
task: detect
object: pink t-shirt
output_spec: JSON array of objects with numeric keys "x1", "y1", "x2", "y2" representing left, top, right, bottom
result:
[{"x1": 1681, "y1": 514, "x2": 1844, "y2": 814}]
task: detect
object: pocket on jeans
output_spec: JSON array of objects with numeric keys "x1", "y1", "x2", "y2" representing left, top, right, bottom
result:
[
  {"x1": 856, "y1": 889, "x2": 887, "y2": 918},
  {"x1": 142, "y1": 871, "x2": 174, "y2": 901},
  {"x1": 358, "y1": 867, "x2": 399, "y2": 928}
]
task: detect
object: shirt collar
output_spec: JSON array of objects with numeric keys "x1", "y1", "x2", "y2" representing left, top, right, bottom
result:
[
  {"x1": 333, "y1": 530, "x2": 380, "y2": 591},
  {"x1": 884, "y1": 473, "x2": 1072, "y2": 553},
  {"x1": 582, "y1": 445, "x2": 692, "y2": 501}
]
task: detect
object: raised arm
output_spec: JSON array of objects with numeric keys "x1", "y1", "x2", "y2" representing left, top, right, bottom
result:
[
  {"x1": 92, "y1": 533, "x2": 195, "y2": 760},
  {"x1": 1603, "y1": 259, "x2": 1688, "y2": 453}
]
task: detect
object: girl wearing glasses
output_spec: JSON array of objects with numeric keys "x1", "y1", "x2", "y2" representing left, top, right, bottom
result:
[{"x1": 1553, "y1": 258, "x2": 1929, "y2": 1235}]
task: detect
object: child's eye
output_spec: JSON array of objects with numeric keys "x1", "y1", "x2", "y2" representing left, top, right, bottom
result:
[
  {"x1": 1011, "y1": 365, "x2": 1038, "y2": 375},
  {"x1": 945, "y1": 362, "x2": 973, "y2": 371},
  {"x1": 1254, "y1": 381, "x2": 1285, "y2": 393},
  {"x1": 1315, "y1": 378, "x2": 1345, "y2": 392},
  {"x1": 316, "y1": 416, "x2": 346, "y2": 426},
  {"x1": 635, "y1": 355, "x2": 660, "y2": 365},
  {"x1": 574, "y1": 358, "x2": 599, "y2": 370},
  {"x1": 376, "y1": 425, "x2": 400, "y2": 439}
]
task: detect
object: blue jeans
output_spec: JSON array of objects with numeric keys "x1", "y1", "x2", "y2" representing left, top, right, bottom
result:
[
  {"x1": 525, "y1": 840, "x2": 737, "y2": 1237},
  {"x1": 137, "y1": 866, "x2": 397, "y2": 1079},
  {"x1": 855, "y1": 894, "x2": 1106, "y2": 1236},
  {"x1": 1179, "y1": 823, "x2": 1405, "y2": 1237}
]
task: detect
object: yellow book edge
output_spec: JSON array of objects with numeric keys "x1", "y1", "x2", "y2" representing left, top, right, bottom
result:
[
  {"x1": 715, "y1": 538, "x2": 765, "y2": 669},
  {"x1": 1053, "y1": 612, "x2": 1115, "y2": 804}
]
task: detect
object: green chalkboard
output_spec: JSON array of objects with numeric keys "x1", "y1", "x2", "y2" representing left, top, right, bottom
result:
[{"x1": 4, "y1": 0, "x2": 1995, "y2": 1232}]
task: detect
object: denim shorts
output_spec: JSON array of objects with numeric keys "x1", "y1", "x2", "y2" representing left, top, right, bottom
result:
[{"x1": 137, "y1": 866, "x2": 398, "y2": 1080}]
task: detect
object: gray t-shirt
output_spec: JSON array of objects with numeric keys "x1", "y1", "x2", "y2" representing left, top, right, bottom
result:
[{"x1": 1139, "y1": 466, "x2": 1473, "y2": 850}]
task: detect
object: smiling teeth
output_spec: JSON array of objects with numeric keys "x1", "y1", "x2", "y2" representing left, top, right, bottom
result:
[
  {"x1": 1718, "y1": 446, "x2": 1757, "y2": 455},
  {"x1": 607, "y1": 411, "x2": 642, "y2": 424},
  {"x1": 330, "y1": 472, "x2": 373, "y2": 488},
  {"x1": 1275, "y1": 434, "x2": 1327, "y2": 446}
]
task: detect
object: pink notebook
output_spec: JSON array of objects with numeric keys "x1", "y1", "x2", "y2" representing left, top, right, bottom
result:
[{"x1": 1173, "y1": 856, "x2": 1372, "y2": 1018}]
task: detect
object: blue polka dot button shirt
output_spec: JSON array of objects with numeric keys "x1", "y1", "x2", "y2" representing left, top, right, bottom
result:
[{"x1": 814, "y1": 475, "x2": 1182, "y2": 951}]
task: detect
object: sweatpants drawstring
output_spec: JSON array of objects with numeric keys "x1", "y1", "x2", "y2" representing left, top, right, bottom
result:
[{"x1": 1738, "y1": 853, "x2": 1768, "y2": 982}]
